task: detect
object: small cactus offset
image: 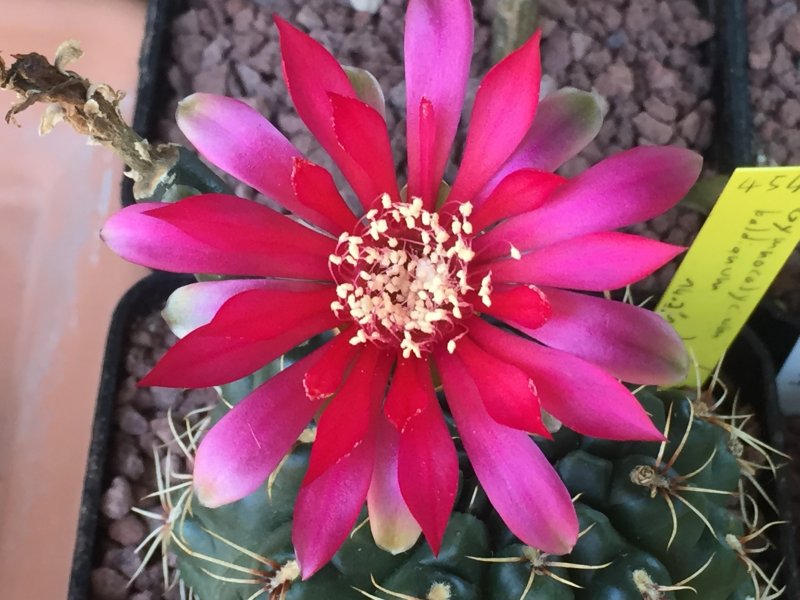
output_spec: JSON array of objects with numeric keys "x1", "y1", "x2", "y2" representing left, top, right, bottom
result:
[{"x1": 148, "y1": 370, "x2": 785, "y2": 600}]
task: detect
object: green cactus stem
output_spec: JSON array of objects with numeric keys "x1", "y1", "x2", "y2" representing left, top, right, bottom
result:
[{"x1": 139, "y1": 377, "x2": 786, "y2": 600}]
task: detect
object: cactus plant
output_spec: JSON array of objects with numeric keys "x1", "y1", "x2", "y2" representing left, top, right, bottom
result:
[{"x1": 151, "y1": 372, "x2": 784, "y2": 600}]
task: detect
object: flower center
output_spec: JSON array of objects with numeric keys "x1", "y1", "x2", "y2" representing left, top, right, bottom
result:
[{"x1": 328, "y1": 194, "x2": 492, "y2": 359}]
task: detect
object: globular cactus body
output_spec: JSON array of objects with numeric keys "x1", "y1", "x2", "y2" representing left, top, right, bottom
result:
[{"x1": 166, "y1": 379, "x2": 781, "y2": 600}]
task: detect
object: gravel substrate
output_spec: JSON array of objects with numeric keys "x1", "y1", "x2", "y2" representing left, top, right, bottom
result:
[
  {"x1": 535, "y1": 0, "x2": 717, "y2": 297},
  {"x1": 537, "y1": 0, "x2": 716, "y2": 174},
  {"x1": 747, "y1": 0, "x2": 800, "y2": 167},
  {"x1": 745, "y1": 0, "x2": 800, "y2": 315},
  {"x1": 91, "y1": 312, "x2": 216, "y2": 600}
]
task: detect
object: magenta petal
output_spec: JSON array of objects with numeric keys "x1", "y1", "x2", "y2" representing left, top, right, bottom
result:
[
  {"x1": 330, "y1": 93, "x2": 400, "y2": 205},
  {"x1": 405, "y1": 0, "x2": 473, "y2": 205},
  {"x1": 468, "y1": 319, "x2": 664, "y2": 441},
  {"x1": 455, "y1": 337, "x2": 548, "y2": 436},
  {"x1": 475, "y1": 146, "x2": 703, "y2": 259},
  {"x1": 471, "y1": 169, "x2": 566, "y2": 231},
  {"x1": 176, "y1": 93, "x2": 321, "y2": 222},
  {"x1": 479, "y1": 88, "x2": 603, "y2": 198},
  {"x1": 367, "y1": 412, "x2": 422, "y2": 554},
  {"x1": 163, "y1": 279, "x2": 325, "y2": 338},
  {"x1": 527, "y1": 288, "x2": 689, "y2": 385},
  {"x1": 294, "y1": 440, "x2": 374, "y2": 579},
  {"x1": 291, "y1": 158, "x2": 357, "y2": 234},
  {"x1": 436, "y1": 349, "x2": 578, "y2": 555},
  {"x1": 294, "y1": 350, "x2": 392, "y2": 578},
  {"x1": 101, "y1": 197, "x2": 334, "y2": 280},
  {"x1": 386, "y1": 358, "x2": 458, "y2": 553},
  {"x1": 140, "y1": 287, "x2": 338, "y2": 388},
  {"x1": 482, "y1": 284, "x2": 552, "y2": 331},
  {"x1": 193, "y1": 349, "x2": 327, "y2": 507},
  {"x1": 447, "y1": 32, "x2": 542, "y2": 207},
  {"x1": 486, "y1": 232, "x2": 684, "y2": 291}
]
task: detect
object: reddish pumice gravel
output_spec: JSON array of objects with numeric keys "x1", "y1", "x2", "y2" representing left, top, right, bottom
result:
[
  {"x1": 747, "y1": 0, "x2": 800, "y2": 167},
  {"x1": 537, "y1": 0, "x2": 716, "y2": 297},
  {"x1": 746, "y1": 0, "x2": 800, "y2": 315}
]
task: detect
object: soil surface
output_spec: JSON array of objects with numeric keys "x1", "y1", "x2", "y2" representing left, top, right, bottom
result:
[
  {"x1": 747, "y1": 0, "x2": 800, "y2": 167},
  {"x1": 746, "y1": 0, "x2": 800, "y2": 315}
]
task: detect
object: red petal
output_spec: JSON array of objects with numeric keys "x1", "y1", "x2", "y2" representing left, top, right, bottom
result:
[
  {"x1": 468, "y1": 318, "x2": 664, "y2": 441},
  {"x1": 275, "y1": 16, "x2": 385, "y2": 210},
  {"x1": 291, "y1": 158, "x2": 357, "y2": 234},
  {"x1": 330, "y1": 92, "x2": 400, "y2": 205},
  {"x1": 163, "y1": 278, "x2": 324, "y2": 338},
  {"x1": 447, "y1": 32, "x2": 542, "y2": 207},
  {"x1": 481, "y1": 284, "x2": 552, "y2": 331},
  {"x1": 302, "y1": 330, "x2": 361, "y2": 400},
  {"x1": 384, "y1": 357, "x2": 431, "y2": 430},
  {"x1": 398, "y1": 402, "x2": 457, "y2": 554},
  {"x1": 302, "y1": 348, "x2": 391, "y2": 485},
  {"x1": 413, "y1": 97, "x2": 438, "y2": 209},
  {"x1": 471, "y1": 169, "x2": 565, "y2": 232},
  {"x1": 436, "y1": 349, "x2": 578, "y2": 555},
  {"x1": 405, "y1": 0, "x2": 473, "y2": 205},
  {"x1": 455, "y1": 337, "x2": 549, "y2": 436},
  {"x1": 294, "y1": 439, "x2": 374, "y2": 578},
  {"x1": 193, "y1": 349, "x2": 327, "y2": 507},
  {"x1": 485, "y1": 232, "x2": 684, "y2": 291},
  {"x1": 386, "y1": 357, "x2": 458, "y2": 553},
  {"x1": 293, "y1": 350, "x2": 393, "y2": 578},
  {"x1": 140, "y1": 286, "x2": 338, "y2": 388}
]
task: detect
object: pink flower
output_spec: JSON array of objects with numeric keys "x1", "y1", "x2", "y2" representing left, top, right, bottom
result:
[{"x1": 102, "y1": 0, "x2": 699, "y2": 578}]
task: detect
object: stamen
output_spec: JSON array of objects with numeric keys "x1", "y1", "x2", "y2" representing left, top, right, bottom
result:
[{"x1": 329, "y1": 197, "x2": 484, "y2": 356}]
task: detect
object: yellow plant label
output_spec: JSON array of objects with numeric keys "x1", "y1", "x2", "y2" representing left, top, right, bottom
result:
[{"x1": 656, "y1": 167, "x2": 800, "y2": 387}]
